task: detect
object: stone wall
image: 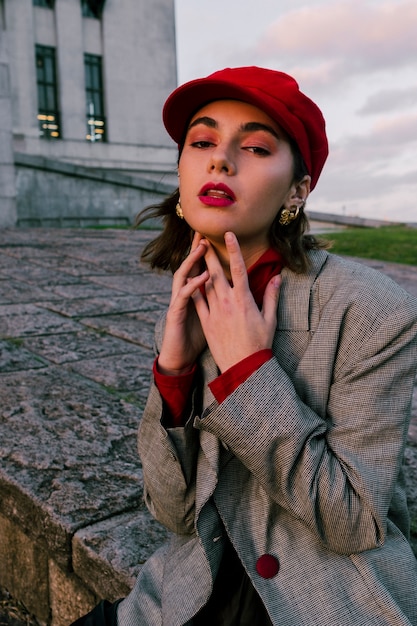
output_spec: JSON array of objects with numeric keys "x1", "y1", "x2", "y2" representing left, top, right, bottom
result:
[{"x1": 14, "y1": 153, "x2": 174, "y2": 227}]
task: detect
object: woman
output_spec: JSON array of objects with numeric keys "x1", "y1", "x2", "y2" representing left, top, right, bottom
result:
[{"x1": 78, "y1": 67, "x2": 417, "y2": 625}]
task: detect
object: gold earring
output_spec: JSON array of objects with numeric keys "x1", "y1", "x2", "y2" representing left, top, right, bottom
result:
[
  {"x1": 175, "y1": 200, "x2": 184, "y2": 220},
  {"x1": 278, "y1": 201, "x2": 305, "y2": 226}
]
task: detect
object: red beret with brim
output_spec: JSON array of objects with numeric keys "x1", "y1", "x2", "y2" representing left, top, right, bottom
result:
[{"x1": 163, "y1": 66, "x2": 328, "y2": 190}]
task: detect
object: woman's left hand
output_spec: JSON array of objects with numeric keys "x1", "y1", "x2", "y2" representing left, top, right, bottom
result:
[{"x1": 192, "y1": 231, "x2": 281, "y2": 373}]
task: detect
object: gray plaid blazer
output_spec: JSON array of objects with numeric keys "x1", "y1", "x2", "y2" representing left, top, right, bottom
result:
[{"x1": 118, "y1": 250, "x2": 417, "y2": 626}]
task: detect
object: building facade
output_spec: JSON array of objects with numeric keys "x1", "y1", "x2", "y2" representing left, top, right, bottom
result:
[{"x1": 0, "y1": 0, "x2": 178, "y2": 227}]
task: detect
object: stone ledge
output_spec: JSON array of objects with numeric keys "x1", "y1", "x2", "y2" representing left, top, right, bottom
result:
[
  {"x1": 72, "y1": 510, "x2": 170, "y2": 603},
  {"x1": 14, "y1": 153, "x2": 174, "y2": 195}
]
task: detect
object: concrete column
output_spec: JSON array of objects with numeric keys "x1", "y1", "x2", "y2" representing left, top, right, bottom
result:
[
  {"x1": 0, "y1": 23, "x2": 17, "y2": 227},
  {"x1": 55, "y1": 0, "x2": 86, "y2": 140},
  {"x1": 5, "y1": 0, "x2": 38, "y2": 139},
  {"x1": 102, "y1": 0, "x2": 177, "y2": 146}
]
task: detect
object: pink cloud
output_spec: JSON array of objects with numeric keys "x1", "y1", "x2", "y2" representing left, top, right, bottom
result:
[
  {"x1": 257, "y1": 1, "x2": 417, "y2": 77},
  {"x1": 323, "y1": 112, "x2": 417, "y2": 175}
]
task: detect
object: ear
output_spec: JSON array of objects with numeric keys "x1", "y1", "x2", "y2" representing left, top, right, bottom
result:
[{"x1": 283, "y1": 175, "x2": 311, "y2": 210}]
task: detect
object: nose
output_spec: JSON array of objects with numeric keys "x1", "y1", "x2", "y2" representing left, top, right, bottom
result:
[{"x1": 208, "y1": 147, "x2": 236, "y2": 175}]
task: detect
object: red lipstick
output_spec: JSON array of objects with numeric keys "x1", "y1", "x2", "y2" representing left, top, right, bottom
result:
[{"x1": 198, "y1": 182, "x2": 236, "y2": 207}]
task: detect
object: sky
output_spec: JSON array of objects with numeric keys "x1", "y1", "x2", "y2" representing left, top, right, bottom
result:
[{"x1": 174, "y1": 0, "x2": 417, "y2": 223}]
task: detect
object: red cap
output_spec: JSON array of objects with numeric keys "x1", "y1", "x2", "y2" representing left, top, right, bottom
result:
[{"x1": 163, "y1": 66, "x2": 328, "y2": 190}]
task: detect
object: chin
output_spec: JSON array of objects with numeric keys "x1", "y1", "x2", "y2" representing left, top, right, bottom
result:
[{"x1": 199, "y1": 229, "x2": 229, "y2": 244}]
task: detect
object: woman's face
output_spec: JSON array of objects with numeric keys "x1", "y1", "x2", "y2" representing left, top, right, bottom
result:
[{"x1": 178, "y1": 99, "x2": 306, "y2": 263}]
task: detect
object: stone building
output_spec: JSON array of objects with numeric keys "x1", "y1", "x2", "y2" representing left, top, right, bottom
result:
[{"x1": 0, "y1": 0, "x2": 177, "y2": 227}]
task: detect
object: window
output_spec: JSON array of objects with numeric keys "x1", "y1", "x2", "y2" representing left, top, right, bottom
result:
[
  {"x1": 84, "y1": 54, "x2": 106, "y2": 142},
  {"x1": 81, "y1": 0, "x2": 105, "y2": 19},
  {"x1": 33, "y1": 0, "x2": 55, "y2": 7},
  {"x1": 35, "y1": 45, "x2": 61, "y2": 139},
  {"x1": 0, "y1": 0, "x2": 5, "y2": 29}
]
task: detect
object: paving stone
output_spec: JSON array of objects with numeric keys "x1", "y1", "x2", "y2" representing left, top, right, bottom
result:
[
  {"x1": 0, "y1": 304, "x2": 80, "y2": 338},
  {"x1": 22, "y1": 330, "x2": 144, "y2": 365},
  {"x1": 0, "y1": 263, "x2": 82, "y2": 287},
  {"x1": 0, "y1": 245, "x2": 62, "y2": 261},
  {"x1": 87, "y1": 271, "x2": 172, "y2": 296},
  {"x1": 80, "y1": 311, "x2": 159, "y2": 351},
  {"x1": 21, "y1": 255, "x2": 109, "y2": 278},
  {"x1": 66, "y1": 352, "x2": 154, "y2": 406},
  {"x1": 65, "y1": 251, "x2": 144, "y2": 275},
  {"x1": 0, "y1": 340, "x2": 47, "y2": 372},
  {"x1": 0, "y1": 253, "x2": 34, "y2": 271},
  {"x1": 0, "y1": 279, "x2": 61, "y2": 305},
  {"x1": 1, "y1": 243, "x2": 107, "y2": 276},
  {"x1": 41, "y1": 294, "x2": 162, "y2": 318},
  {"x1": 40, "y1": 282, "x2": 128, "y2": 301}
]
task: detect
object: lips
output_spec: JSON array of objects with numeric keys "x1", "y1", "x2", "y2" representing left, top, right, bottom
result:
[{"x1": 198, "y1": 182, "x2": 236, "y2": 207}]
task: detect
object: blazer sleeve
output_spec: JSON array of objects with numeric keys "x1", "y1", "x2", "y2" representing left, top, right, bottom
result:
[
  {"x1": 137, "y1": 316, "x2": 201, "y2": 536},
  {"x1": 194, "y1": 285, "x2": 417, "y2": 555}
]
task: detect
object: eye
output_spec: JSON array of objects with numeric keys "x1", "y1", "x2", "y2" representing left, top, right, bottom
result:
[
  {"x1": 190, "y1": 140, "x2": 215, "y2": 149},
  {"x1": 244, "y1": 145, "x2": 271, "y2": 156}
]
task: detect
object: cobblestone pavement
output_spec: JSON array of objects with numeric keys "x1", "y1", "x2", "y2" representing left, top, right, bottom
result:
[{"x1": 0, "y1": 228, "x2": 416, "y2": 623}]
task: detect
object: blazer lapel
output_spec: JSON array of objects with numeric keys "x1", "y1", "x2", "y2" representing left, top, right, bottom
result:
[
  {"x1": 194, "y1": 348, "x2": 225, "y2": 516},
  {"x1": 277, "y1": 249, "x2": 328, "y2": 330}
]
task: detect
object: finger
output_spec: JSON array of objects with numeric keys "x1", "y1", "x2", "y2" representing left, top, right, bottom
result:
[
  {"x1": 201, "y1": 241, "x2": 229, "y2": 289},
  {"x1": 190, "y1": 275, "x2": 210, "y2": 323},
  {"x1": 169, "y1": 269, "x2": 209, "y2": 315},
  {"x1": 261, "y1": 274, "x2": 281, "y2": 326},
  {"x1": 224, "y1": 231, "x2": 249, "y2": 290},
  {"x1": 178, "y1": 270, "x2": 209, "y2": 300},
  {"x1": 190, "y1": 231, "x2": 204, "y2": 252},
  {"x1": 175, "y1": 238, "x2": 207, "y2": 282},
  {"x1": 170, "y1": 243, "x2": 207, "y2": 306}
]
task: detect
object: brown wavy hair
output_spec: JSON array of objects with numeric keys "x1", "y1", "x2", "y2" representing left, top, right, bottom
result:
[{"x1": 135, "y1": 141, "x2": 328, "y2": 274}]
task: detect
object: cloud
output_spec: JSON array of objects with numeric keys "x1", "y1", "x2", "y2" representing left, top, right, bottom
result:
[
  {"x1": 357, "y1": 85, "x2": 417, "y2": 115},
  {"x1": 309, "y1": 159, "x2": 417, "y2": 221},
  {"x1": 319, "y1": 112, "x2": 417, "y2": 183},
  {"x1": 340, "y1": 112, "x2": 417, "y2": 152},
  {"x1": 308, "y1": 109, "x2": 417, "y2": 218},
  {"x1": 256, "y1": 0, "x2": 417, "y2": 83}
]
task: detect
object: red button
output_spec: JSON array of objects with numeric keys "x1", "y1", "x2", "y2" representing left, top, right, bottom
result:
[{"x1": 256, "y1": 554, "x2": 280, "y2": 578}]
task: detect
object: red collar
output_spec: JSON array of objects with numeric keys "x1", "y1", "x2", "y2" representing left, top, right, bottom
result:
[
  {"x1": 199, "y1": 248, "x2": 284, "y2": 309},
  {"x1": 247, "y1": 248, "x2": 284, "y2": 309}
]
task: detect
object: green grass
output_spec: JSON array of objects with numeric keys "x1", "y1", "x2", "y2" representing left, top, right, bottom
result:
[{"x1": 318, "y1": 226, "x2": 417, "y2": 266}]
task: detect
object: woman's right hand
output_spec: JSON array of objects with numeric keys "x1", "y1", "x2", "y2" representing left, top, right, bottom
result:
[{"x1": 157, "y1": 233, "x2": 209, "y2": 375}]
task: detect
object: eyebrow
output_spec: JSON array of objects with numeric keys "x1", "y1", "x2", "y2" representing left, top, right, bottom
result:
[{"x1": 187, "y1": 116, "x2": 280, "y2": 140}]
